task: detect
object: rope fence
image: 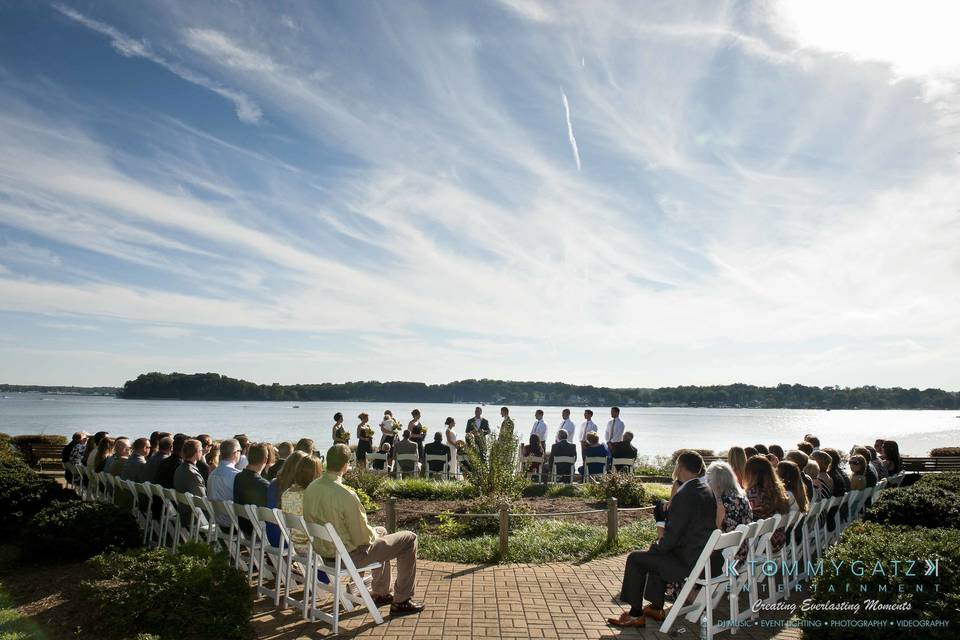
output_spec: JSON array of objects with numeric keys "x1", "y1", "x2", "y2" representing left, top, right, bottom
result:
[{"x1": 383, "y1": 497, "x2": 656, "y2": 556}]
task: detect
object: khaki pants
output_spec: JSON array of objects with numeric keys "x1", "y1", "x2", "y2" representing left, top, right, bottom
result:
[{"x1": 349, "y1": 526, "x2": 418, "y2": 602}]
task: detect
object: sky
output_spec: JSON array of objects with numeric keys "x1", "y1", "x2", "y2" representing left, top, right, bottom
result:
[{"x1": 0, "y1": 1, "x2": 959, "y2": 389}]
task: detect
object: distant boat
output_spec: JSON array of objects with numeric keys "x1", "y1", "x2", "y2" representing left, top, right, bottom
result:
[{"x1": 292, "y1": 405, "x2": 300, "y2": 409}]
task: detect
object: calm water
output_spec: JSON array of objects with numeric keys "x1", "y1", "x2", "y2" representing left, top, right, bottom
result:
[{"x1": 1, "y1": 393, "x2": 958, "y2": 458}]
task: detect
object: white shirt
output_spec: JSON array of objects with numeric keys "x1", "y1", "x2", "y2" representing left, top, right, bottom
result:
[
  {"x1": 557, "y1": 418, "x2": 576, "y2": 441},
  {"x1": 580, "y1": 419, "x2": 599, "y2": 443},
  {"x1": 380, "y1": 417, "x2": 395, "y2": 436},
  {"x1": 208, "y1": 461, "x2": 240, "y2": 527},
  {"x1": 530, "y1": 419, "x2": 547, "y2": 442},
  {"x1": 236, "y1": 453, "x2": 248, "y2": 471},
  {"x1": 605, "y1": 417, "x2": 625, "y2": 443}
]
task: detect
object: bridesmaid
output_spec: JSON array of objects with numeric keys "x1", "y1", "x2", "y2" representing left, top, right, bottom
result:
[
  {"x1": 356, "y1": 413, "x2": 374, "y2": 466},
  {"x1": 409, "y1": 408, "x2": 426, "y2": 459},
  {"x1": 331, "y1": 412, "x2": 349, "y2": 445},
  {"x1": 444, "y1": 417, "x2": 460, "y2": 478}
]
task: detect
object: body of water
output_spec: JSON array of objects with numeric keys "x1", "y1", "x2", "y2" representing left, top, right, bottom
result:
[{"x1": 1, "y1": 393, "x2": 958, "y2": 459}]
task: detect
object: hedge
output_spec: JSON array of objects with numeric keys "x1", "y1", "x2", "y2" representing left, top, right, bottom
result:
[
  {"x1": 22, "y1": 500, "x2": 142, "y2": 561},
  {"x1": 0, "y1": 461, "x2": 74, "y2": 540},
  {"x1": 864, "y1": 484, "x2": 960, "y2": 529},
  {"x1": 929, "y1": 447, "x2": 960, "y2": 457},
  {"x1": 799, "y1": 522, "x2": 960, "y2": 639},
  {"x1": 79, "y1": 542, "x2": 253, "y2": 640}
]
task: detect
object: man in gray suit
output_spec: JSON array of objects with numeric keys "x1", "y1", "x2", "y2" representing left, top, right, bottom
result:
[
  {"x1": 174, "y1": 439, "x2": 206, "y2": 525},
  {"x1": 394, "y1": 430, "x2": 421, "y2": 475}
]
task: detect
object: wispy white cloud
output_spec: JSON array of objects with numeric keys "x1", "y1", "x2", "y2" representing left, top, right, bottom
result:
[
  {"x1": 560, "y1": 89, "x2": 581, "y2": 171},
  {"x1": 53, "y1": 4, "x2": 262, "y2": 123},
  {"x1": 134, "y1": 325, "x2": 193, "y2": 339}
]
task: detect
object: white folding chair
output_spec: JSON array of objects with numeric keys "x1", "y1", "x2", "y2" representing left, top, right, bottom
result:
[
  {"x1": 254, "y1": 506, "x2": 289, "y2": 607},
  {"x1": 174, "y1": 491, "x2": 208, "y2": 544},
  {"x1": 748, "y1": 515, "x2": 780, "y2": 611},
  {"x1": 366, "y1": 452, "x2": 389, "y2": 474},
  {"x1": 210, "y1": 500, "x2": 243, "y2": 566},
  {"x1": 821, "y1": 495, "x2": 843, "y2": 548},
  {"x1": 276, "y1": 511, "x2": 317, "y2": 619},
  {"x1": 190, "y1": 494, "x2": 217, "y2": 545},
  {"x1": 611, "y1": 457, "x2": 636, "y2": 473},
  {"x1": 232, "y1": 502, "x2": 260, "y2": 581},
  {"x1": 120, "y1": 479, "x2": 147, "y2": 530},
  {"x1": 160, "y1": 487, "x2": 184, "y2": 551},
  {"x1": 582, "y1": 456, "x2": 608, "y2": 482},
  {"x1": 394, "y1": 453, "x2": 420, "y2": 479},
  {"x1": 297, "y1": 517, "x2": 384, "y2": 633},
  {"x1": 424, "y1": 455, "x2": 450, "y2": 480},
  {"x1": 660, "y1": 528, "x2": 745, "y2": 639},
  {"x1": 550, "y1": 456, "x2": 577, "y2": 483},
  {"x1": 775, "y1": 511, "x2": 802, "y2": 600}
]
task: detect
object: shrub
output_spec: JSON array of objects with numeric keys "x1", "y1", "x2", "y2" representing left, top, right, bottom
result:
[
  {"x1": 354, "y1": 487, "x2": 379, "y2": 513},
  {"x1": 461, "y1": 425, "x2": 526, "y2": 499},
  {"x1": 799, "y1": 522, "x2": 960, "y2": 639},
  {"x1": 79, "y1": 542, "x2": 253, "y2": 640},
  {"x1": 0, "y1": 462, "x2": 73, "y2": 540},
  {"x1": 634, "y1": 454, "x2": 674, "y2": 476},
  {"x1": 915, "y1": 472, "x2": 960, "y2": 493},
  {"x1": 382, "y1": 478, "x2": 477, "y2": 501},
  {"x1": 343, "y1": 468, "x2": 387, "y2": 500},
  {"x1": 0, "y1": 433, "x2": 25, "y2": 466},
  {"x1": 584, "y1": 472, "x2": 649, "y2": 507},
  {"x1": 22, "y1": 500, "x2": 141, "y2": 561},
  {"x1": 864, "y1": 484, "x2": 960, "y2": 529},
  {"x1": 929, "y1": 447, "x2": 960, "y2": 457}
]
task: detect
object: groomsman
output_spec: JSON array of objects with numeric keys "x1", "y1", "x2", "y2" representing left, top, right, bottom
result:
[
  {"x1": 580, "y1": 409, "x2": 599, "y2": 462},
  {"x1": 605, "y1": 406, "x2": 626, "y2": 451},
  {"x1": 530, "y1": 409, "x2": 547, "y2": 443},
  {"x1": 556, "y1": 408, "x2": 576, "y2": 443}
]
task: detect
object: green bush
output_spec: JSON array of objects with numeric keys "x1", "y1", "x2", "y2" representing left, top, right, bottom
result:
[
  {"x1": 864, "y1": 484, "x2": 960, "y2": 529},
  {"x1": 353, "y1": 487, "x2": 379, "y2": 513},
  {"x1": 929, "y1": 447, "x2": 960, "y2": 457},
  {"x1": 799, "y1": 522, "x2": 960, "y2": 639},
  {"x1": 22, "y1": 500, "x2": 141, "y2": 561},
  {"x1": 0, "y1": 433, "x2": 25, "y2": 466},
  {"x1": 343, "y1": 468, "x2": 387, "y2": 500},
  {"x1": 584, "y1": 472, "x2": 649, "y2": 507},
  {"x1": 915, "y1": 472, "x2": 960, "y2": 493},
  {"x1": 383, "y1": 478, "x2": 477, "y2": 501},
  {"x1": 0, "y1": 462, "x2": 73, "y2": 540},
  {"x1": 79, "y1": 542, "x2": 253, "y2": 640},
  {"x1": 461, "y1": 426, "x2": 526, "y2": 499}
]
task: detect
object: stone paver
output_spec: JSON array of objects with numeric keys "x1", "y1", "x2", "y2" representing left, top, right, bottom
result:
[{"x1": 250, "y1": 554, "x2": 806, "y2": 639}]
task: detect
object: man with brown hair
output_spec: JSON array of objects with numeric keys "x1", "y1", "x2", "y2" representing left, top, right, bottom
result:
[{"x1": 233, "y1": 442, "x2": 269, "y2": 535}]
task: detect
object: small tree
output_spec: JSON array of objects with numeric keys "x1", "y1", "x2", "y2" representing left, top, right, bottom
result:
[{"x1": 461, "y1": 422, "x2": 526, "y2": 499}]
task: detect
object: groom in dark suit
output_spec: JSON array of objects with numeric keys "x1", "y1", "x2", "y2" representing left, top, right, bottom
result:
[
  {"x1": 608, "y1": 450, "x2": 716, "y2": 627},
  {"x1": 465, "y1": 407, "x2": 490, "y2": 436}
]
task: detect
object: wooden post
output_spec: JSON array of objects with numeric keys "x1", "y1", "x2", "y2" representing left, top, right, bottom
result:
[
  {"x1": 386, "y1": 497, "x2": 397, "y2": 534},
  {"x1": 607, "y1": 497, "x2": 619, "y2": 545},
  {"x1": 499, "y1": 506, "x2": 509, "y2": 559}
]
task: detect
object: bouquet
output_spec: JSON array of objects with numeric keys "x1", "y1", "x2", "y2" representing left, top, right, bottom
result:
[
  {"x1": 333, "y1": 424, "x2": 349, "y2": 444},
  {"x1": 391, "y1": 419, "x2": 402, "y2": 435},
  {"x1": 359, "y1": 424, "x2": 374, "y2": 440}
]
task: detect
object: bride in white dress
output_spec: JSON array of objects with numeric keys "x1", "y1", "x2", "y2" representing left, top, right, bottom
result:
[{"x1": 444, "y1": 417, "x2": 460, "y2": 478}]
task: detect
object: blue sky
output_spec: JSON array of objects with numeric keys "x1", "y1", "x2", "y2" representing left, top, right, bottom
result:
[{"x1": 0, "y1": 0, "x2": 958, "y2": 388}]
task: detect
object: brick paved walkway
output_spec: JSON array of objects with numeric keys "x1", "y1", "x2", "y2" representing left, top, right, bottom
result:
[{"x1": 251, "y1": 554, "x2": 805, "y2": 640}]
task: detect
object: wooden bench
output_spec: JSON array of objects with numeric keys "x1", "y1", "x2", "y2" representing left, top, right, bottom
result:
[
  {"x1": 22, "y1": 443, "x2": 65, "y2": 470},
  {"x1": 901, "y1": 457, "x2": 960, "y2": 473}
]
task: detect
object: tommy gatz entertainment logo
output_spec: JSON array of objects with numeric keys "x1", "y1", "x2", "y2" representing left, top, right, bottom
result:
[{"x1": 724, "y1": 557, "x2": 942, "y2": 614}]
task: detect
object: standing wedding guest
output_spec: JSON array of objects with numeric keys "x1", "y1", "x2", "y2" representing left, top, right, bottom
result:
[
  {"x1": 727, "y1": 447, "x2": 748, "y2": 486},
  {"x1": 356, "y1": 414, "x2": 375, "y2": 466},
  {"x1": 500, "y1": 406, "x2": 514, "y2": 433},
  {"x1": 304, "y1": 444, "x2": 425, "y2": 616},
  {"x1": 195, "y1": 434, "x2": 213, "y2": 480},
  {"x1": 444, "y1": 417, "x2": 460, "y2": 478},
  {"x1": 268, "y1": 442, "x2": 293, "y2": 481},
  {"x1": 605, "y1": 407, "x2": 625, "y2": 451},
  {"x1": 556, "y1": 409, "x2": 576, "y2": 443},
  {"x1": 423, "y1": 433, "x2": 451, "y2": 476},
  {"x1": 234, "y1": 434, "x2": 250, "y2": 470},
  {"x1": 380, "y1": 410, "x2": 400, "y2": 453},
  {"x1": 332, "y1": 413, "x2": 349, "y2": 445},
  {"x1": 530, "y1": 409, "x2": 547, "y2": 444},
  {"x1": 121, "y1": 438, "x2": 150, "y2": 482},
  {"x1": 408, "y1": 409, "x2": 426, "y2": 459},
  {"x1": 580, "y1": 410, "x2": 599, "y2": 463},
  {"x1": 234, "y1": 443, "x2": 270, "y2": 534},
  {"x1": 608, "y1": 451, "x2": 715, "y2": 628},
  {"x1": 465, "y1": 407, "x2": 490, "y2": 436},
  {"x1": 208, "y1": 439, "x2": 241, "y2": 528},
  {"x1": 610, "y1": 432, "x2": 638, "y2": 471}
]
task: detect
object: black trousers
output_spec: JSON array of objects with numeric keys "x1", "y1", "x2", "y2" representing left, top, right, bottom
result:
[{"x1": 620, "y1": 544, "x2": 688, "y2": 609}]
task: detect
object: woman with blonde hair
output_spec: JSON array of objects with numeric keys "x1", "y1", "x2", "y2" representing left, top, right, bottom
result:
[
  {"x1": 727, "y1": 446, "x2": 747, "y2": 486},
  {"x1": 280, "y1": 455, "x2": 325, "y2": 550},
  {"x1": 776, "y1": 460, "x2": 810, "y2": 514},
  {"x1": 92, "y1": 436, "x2": 116, "y2": 473}
]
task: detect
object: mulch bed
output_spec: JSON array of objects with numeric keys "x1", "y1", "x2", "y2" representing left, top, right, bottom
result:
[
  {"x1": 0, "y1": 553, "x2": 87, "y2": 640},
  {"x1": 370, "y1": 497, "x2": 653, "y2": 530}
]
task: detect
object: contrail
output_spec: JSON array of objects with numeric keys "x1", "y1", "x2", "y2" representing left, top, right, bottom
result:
[{"x1": 561, "y1": 90, "x2": 581, "y2": 171}]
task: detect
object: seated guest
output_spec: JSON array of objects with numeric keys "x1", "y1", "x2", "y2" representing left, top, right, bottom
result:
[
  {"x1": 120, "y1": 438, "x2": 150, "y2": 482},
  {"x1": 727, "y1": 447, "x2": 747, "y2": 487},
  {"x1": 423, "y1": 432, "x2": 451, "y2": 475},
  {"x1": 824, "y1": 449, "x2": 850, "y2": 494},
  {"x1": 865, "y1": 445, "x2": 886, "y2": 480},
  {"x1": 62, "y1": 432, "x2": 86, "y2": 484},
  {"x1": 706, "y1": 460, "x2": 752, "y2": 562},
  {"x1": 268, "y1": 442, "x2": 293, "y2": 481},
  {"x1": 155, "y1": 434, "x2": 188, "y2": 489},
  {"x1": 784, "y1": 450, "x2": 814, "y2": 500},
  {"x1": 522, "y1": 434, "x2": 544, "y2": 476},
  {"x1": 547, "y1": 429, "x2": 578, "y2": 483},
  {"x1": 267, "y1": 450, "x2": 310, "y2": 547},
  {"x1": 208, "y1": 439, "x2": 241, "y2": 529},
  {"x1": 173, "y1": 439, "x2": 206, "y2": 523},
  {"x1": 608, "y1": 451, "x2": 715, "y2": 627},
  {"x1": 304, "y1": 444, "x2": 425, "y2": 616},
  {"x1": 804, "y1": 460, "x2": 830, "y2": 502},
  {"x1": 233, "y1": 442, "x2": 270, "y2": 535},
  {"x1": 579, "y1": 432, "x2": 609, "y2": 476},
  {"x1": 394, "y1": 430, "x2": 421, "y2": 475},
  {"x1": 765, "y1": 453, "x2": 780, "y2": 466},
  {"x1": 847, "y1": 455, "x2": 867, "y2": 490},
  {"x1": 776, "y1": 460, "x2": 810, "y2": 515},
  {"x1": 205, "y1": 443, "x2": 220, "y2": 469},
  {"x1": 108, "y1": 437, "x2": 131, "y2": 476},
  {"x1": 195, "y1": 434, "x2": 213, "y2": 480},
  {"x1": 280, "y1": 454, "x2": 324, "y2": 553},
  {"x1": 768, "y1": 445, "x2": 785, "y2": 461},
  {"x1": 295, "y1": 437, "x2": 315, "y2": 457},
  {"x1": 92, "y1": 436, "x2": 116, "y2": 473},
  {"x1": 796, "y1": 441, "x2": 814, "y2": 456},
  {"x1": 234, "y1": 434, "x2": 250, "y2": 470},
  {"x1": 753, "y1": 444, "x2": 769, "y2": 455},
  {"x1": 810, "y1": 451, "x2": 835, "y2": 494},
  {"x1": 143, "y1": 436, "x2": 172, "y2": 483},
  {"x1": 744, "y1": 455, "x2": 790, "y2": 552},
  {"x1": 372, "y1": 443, "x2": 391, "y2": 471},
  {"x1": 743, "y1": 446, "x2": 758, "y2": 459},
  {"x1": 882, "y1": 441, "x2": 901, "y2": 475},
  {"x1": 804, "y1": 435, "x2": 821, "y2": 451},
  {"x1": 610, "y1": 432, "x2": 639, "y2": 471}
]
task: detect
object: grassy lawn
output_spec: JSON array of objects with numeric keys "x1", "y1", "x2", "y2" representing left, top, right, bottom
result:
[{"x1": 418, "y1": 517, "x2": 657, "y2": 564}]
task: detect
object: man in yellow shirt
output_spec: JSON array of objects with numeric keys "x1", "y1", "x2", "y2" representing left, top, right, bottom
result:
[{"x1": 303, "y1": 444, "x2": 424, "y2": 615}]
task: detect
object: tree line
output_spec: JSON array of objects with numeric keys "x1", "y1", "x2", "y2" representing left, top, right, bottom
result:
[{"x1": 114, "y1": 372, "x2": 960, "y2": 409}]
